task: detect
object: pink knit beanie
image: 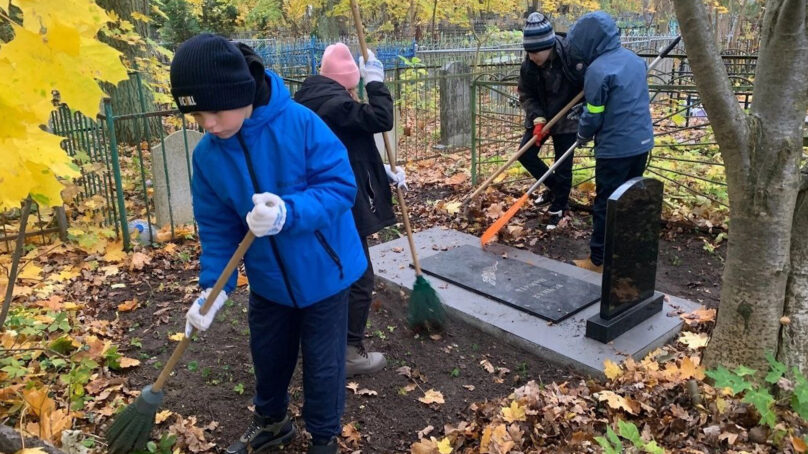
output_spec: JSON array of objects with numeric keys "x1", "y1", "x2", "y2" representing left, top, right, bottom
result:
[{"x1": 320, "y1": 43, "x2": 360, "y2": 89}]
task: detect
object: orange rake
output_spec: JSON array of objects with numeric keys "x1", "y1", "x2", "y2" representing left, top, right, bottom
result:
[{"x1": 480, "y1": 140, "x2": 580, "y2": 246}]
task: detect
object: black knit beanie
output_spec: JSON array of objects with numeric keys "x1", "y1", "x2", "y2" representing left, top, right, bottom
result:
[{"x1": 170, "y1": 33, "x2": 255, "y2": 113}]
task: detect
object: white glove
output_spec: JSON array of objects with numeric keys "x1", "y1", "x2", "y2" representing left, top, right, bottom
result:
[
  {"x1": 246, "y1": 192, "x2": 287, "y2": 237},
  {"x1": 185, "y1": 288, "x2": 228, "y2": 337},
  {"x1": 359, "y1": 50, "x2": 384, "y2": 84},
  {"x1": 384, "y1": 164, "x2": 407, "y2": 190}
]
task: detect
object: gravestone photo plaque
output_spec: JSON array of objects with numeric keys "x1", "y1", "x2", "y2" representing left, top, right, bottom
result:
[
  {"x1": 419, "y1": 245, "x2": 601, "y2": 323},
  {"x1": 586, "y1": 177, "x2": 665, "y2": 342}
]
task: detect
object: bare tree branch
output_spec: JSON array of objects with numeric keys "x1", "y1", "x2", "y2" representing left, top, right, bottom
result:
[{"x1": 672, "y1": 0, "x2": 748, "y2": 155}]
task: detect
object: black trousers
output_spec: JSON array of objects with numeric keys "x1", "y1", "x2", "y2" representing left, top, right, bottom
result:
[
  {"x1": 347, "y1": 235, "x2": 373, "y2": 346},
  {"x1": 517, "y1": 131, "x2": 577, "y2": 212},
  {"x1": 590, "y1": 152, "x2": 650, "y2": 265}
]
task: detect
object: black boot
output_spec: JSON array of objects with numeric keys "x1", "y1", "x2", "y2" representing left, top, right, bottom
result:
[
  {"x1": 225, "y1": 413, "x2": 295, "y2": 454},
  {"x1": 308, "y1": 436, "x2": 338, "y2": 454}
]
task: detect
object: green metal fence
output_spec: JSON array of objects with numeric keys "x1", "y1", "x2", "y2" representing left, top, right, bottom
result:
[{"x1": 468, "y1": 52, "x2": 749, "y2": 211}]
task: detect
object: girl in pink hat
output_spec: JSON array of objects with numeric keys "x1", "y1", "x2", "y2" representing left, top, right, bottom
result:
[{"x1": 295, "y1": 42, "x2": 406, "y2": 378}]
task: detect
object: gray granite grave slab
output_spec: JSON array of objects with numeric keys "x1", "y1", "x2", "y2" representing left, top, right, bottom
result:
[
  {"x1": 370, "y1": 227, "x2": 700, "y2": 376},
  {"x1": 419, "y1": 245, "x2": 601, "y2": 322}
]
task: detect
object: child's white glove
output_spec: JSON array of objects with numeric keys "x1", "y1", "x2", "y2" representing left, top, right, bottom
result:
[
  {"x1": 384, "y1": 164, "x2": 407, "y2": 190},
  {"x1": 185, "y1": 288, "x2": 228, "y2": 337},
  {"x1": 359, "y1": 50, "x2": 384, "y2": 85},
  {"x1": 246, "y1": 192, "x2": 286, "y2": 237}
]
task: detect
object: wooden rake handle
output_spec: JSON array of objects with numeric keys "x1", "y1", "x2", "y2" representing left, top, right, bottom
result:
[
  {"x1": 349, "y1": 0, "x2": 423, "y2": 274},
  {"x1": 153, "y1": 231, "x2": 256, "y2": 391},
  {"x1": 462, "y1": 91, "x2": 584, "y2": 204}
]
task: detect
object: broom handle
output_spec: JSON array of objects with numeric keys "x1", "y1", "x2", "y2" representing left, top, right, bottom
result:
[
  {"x1": 350, "y1": 0, "x2": 422, "y2": 274},
  {"x1": 465, "y1": 35, "x2": 681, "y2": 204},
  {"x1": 462, "y1": 92, "x2": 583, "y2": 203},
  {"x1": 153, "y1": 232, "x2": 256, "y2": 391}
]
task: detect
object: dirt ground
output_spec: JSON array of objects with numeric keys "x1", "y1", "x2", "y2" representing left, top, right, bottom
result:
[{"x1": 94, "y1": 204, "x2": 724, "y2": 453}]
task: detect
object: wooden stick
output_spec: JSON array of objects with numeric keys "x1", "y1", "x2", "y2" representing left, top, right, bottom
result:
[
  {"x1": 154, "y1": 232, "x2": 255, "y2": 390},
  {"x1": 0, "y1": 198, "x2": 33, "y2": 330},
  {"x1": 350, "y1": 0, "x2": 423, "y2": 275}
]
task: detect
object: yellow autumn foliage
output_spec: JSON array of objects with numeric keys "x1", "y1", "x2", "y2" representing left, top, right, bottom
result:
[{"x1": 0, "y1": 0, "x2": 128, "y2": 210}]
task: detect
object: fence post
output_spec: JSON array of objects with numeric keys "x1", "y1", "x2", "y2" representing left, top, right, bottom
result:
[
  {"x1": 470, "y1": 78, "x2": 477, "y2": 185},
  {"x1": 103, "y1": 100, "x2": 131, "y2": 250},
  {"x1": 309, "y1": 36, "x2": 317, "y2": 75}
]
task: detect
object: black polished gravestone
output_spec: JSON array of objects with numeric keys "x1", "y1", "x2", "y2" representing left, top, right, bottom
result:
[
  {"x1": 586, "y1": 177, "x2": 665, "y2": 343},
  {"x1": 419, "y1": 245, "x2": 601, "y2": 323}
]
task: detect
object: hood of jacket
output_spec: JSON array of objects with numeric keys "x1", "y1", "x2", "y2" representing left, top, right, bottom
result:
[
  {"x1": 293, "y1": 75, "x2": 352, "y2": 112},
  {"x1": 567, "y1": 11, "x2": 621, "y2": 64}
]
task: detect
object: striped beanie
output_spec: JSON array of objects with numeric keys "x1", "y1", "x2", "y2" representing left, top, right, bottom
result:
[{"x1": 523, "y1": 12, "x2": 555, "y2": 52}]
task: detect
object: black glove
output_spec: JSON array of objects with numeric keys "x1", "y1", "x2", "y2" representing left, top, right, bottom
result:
[
  {"x1": 566, "y1": 103, "x2": 583, "y2": 121},
  {"x1": 576, "y1": 132, "x2": 592, "y2": 145}
]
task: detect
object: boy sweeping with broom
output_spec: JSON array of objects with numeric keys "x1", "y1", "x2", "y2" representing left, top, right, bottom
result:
[{"x1": 171, "y1": 34, "x2": 366, "y2": 454}]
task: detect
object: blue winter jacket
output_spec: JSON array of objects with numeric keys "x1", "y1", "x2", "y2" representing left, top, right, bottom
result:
[
  {"x1": 191, "y1": 70, "x2": 367, "y2": 307},
  {"x1": 567, "y1": 12, "x2": 654, "y2": 159}
]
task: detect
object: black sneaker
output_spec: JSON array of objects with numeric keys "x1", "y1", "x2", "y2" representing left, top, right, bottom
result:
[
  {"x1": 225, "y1": 413, "x2": 295, "y2": 454},
  {"x1": 308, "y1": 437, "x2": 338, "y2": 454},
  {"x1": 546, "y1": 210, "x2": 564, "y2": 231},
  {"x1": 534, "y1": 189, "x2": 554, "y2": 207}
]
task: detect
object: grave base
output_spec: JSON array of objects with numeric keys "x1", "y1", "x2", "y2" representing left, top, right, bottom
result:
[{"x1": 586, "y1": 292, "x2": 665, "y2": 343}]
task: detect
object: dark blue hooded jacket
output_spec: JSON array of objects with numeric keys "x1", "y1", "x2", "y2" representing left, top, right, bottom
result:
[
  {"x1": 191, "y1": 70, "x2": 367, "y2": 307},
  {"x1": 567, "y1": 12, "x2": 654, "y2": 159}
]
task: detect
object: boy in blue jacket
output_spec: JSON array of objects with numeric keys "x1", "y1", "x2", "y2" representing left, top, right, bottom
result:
[
  {"x1": 567, "y1": 12, "x2": 654, "y2": 272},
  {"x1": 170, "y1": 34, "x2": 366, "y2": 454}
]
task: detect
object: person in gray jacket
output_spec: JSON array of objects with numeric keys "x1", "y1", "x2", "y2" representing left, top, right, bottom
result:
[{"x1": 567, "y1": 11, "x2": 654, "y2": 272}]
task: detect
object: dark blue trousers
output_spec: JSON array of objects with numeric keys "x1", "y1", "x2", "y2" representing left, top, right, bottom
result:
[
  {"x1": 248, "y1": 289, "x2": 348, "y2": 440},
  {"x1": 590, "y1": 152, "x2": 649, "y2": 265}
]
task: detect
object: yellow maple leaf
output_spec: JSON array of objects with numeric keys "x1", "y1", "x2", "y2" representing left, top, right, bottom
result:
[
  {"x1": 596, "y1": 390, "x2": 637, "y2": 414},
  {"x1": 0, "y1": 1, "x2": 126, "y2": 211},
  {"x1": 435, "y1": 437, "x2": 453, "y2": 454},
  {"x1": 103, "y1": 241, "x2": 128, "y2": 262},
  {"x1": 678, "y1": 331, "x2": 710, "y2": 349},
  {"x1": 169, "y1": 332, "x2": 185, "y2": 341},
  {"x1": 155, "y1": 409, "x2": 173, "y2": 424},
  {"x1": 55, "y1": 267, "x2": 81, "y2": 281},
  {"x1": 17, "y1": 263, "x2": 43, "y2": 281},
  {"x1": 501, "y1": 400, "x2": 526, "y2": 423},
  {"x1": 117, "y1": 298, "x2": 139, "y2": 312},
  {"x1": 603, "y1": 359, "x2": 623, "y2": 380},
  {"x1": 443, "y1": 201, "x2": 462, "y2": 215},
  {"x1": 679, "y1": 356, "x2": 706, "y2": 380},
  {"x1": 118, "y1": 357, "x2": 141, "y2": 368},
  {"x1": 419, "y1": 389, "x2": 445, "y2": 405}
]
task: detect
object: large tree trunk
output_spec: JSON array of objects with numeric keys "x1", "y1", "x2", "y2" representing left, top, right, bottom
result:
[
  {"x1": 781, "y1": 180, "x2": 808, "y2": 371},
  {"x1": 98, "y1": 0, "x2": 161, "y2": 145},
  {"x1": 672, "y1": 0, "x2": 808, "y2": 371}
]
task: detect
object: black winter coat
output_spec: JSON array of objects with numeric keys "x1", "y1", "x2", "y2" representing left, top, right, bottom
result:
[
  {"x1": 294, "y1": 75, "x2": 396, "y2": 237},
  {"x1": 518, "y1": 35, "x2": 586, "y2": 135}
]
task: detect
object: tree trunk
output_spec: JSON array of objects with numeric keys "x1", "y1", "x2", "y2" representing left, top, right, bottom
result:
[
  {"x1": 781, "y1": 180, "x2": 808, "y2": 371},
  {"x1": 430, "y1": 0, "x2": 438, "y2": 41},
  {"x1": 673, "y1": 0, "x2": 808, "y2": 371},
  {"x1": 97, "y1": 0, "x2": 161, "y2": 145},
  {"x1": 316, "y1": 0, "x2": 341, "y2": 39},
  {"x1": 407, "y1": 0, "x2": 417, "y2": 39}
]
